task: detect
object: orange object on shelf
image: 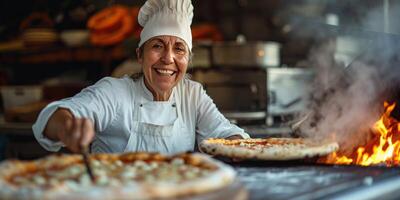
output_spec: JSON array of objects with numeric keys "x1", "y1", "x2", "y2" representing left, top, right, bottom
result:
[
  {"x1": 87, "y1": 5, "x2": 135, "y2": 46},
  {"x1": 19, "y1": 12, "x2": 54, "y2": 30},
  {"x1": 192, "y1": 24, "x2": 223, "y2": 41},
  {"x1": 90, "y1": 14, "x2": 133, "y2": 46},
  {"x1": 87, "y1": 5, "x2": 128, "y2": 32}
]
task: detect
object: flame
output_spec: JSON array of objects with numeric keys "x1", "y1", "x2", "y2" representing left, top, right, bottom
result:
[{"x1": 321, "y1": 102, "x2": 400, "y2": 166}]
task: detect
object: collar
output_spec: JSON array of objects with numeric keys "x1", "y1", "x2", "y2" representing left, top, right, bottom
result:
[{"x1": 139, "y1": 76, "x2": 176, "y2": 102}]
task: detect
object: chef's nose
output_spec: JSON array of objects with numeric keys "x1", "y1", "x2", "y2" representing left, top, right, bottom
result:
[{"x1": 161, "y1": 47, "x2": 174, "y2": 64}]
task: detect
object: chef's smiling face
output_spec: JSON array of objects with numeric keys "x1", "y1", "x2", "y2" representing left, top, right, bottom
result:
[{"x1": 137, "y1": 36, "x2": 189, "y2": 101}]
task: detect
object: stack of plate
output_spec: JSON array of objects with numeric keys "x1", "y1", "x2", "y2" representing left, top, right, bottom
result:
[
  {"x1": 60, "y1": 30, "x2": 89, "y2": 47},
  {"x1": 22, "y1": 28, "x2": 58, "y2": 47}
]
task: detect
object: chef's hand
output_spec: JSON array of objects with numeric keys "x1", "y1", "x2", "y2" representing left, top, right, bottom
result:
[
  {"x1": 44, "y1": 108, "x2": 95, "y2": 153},
  {"x1": 225, "y1": 134, "x2": 244, "y2": 140}
]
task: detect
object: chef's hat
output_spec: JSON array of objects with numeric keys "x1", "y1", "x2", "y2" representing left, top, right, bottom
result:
[{"x1": 138, "y1": 0, "x2": 194, "y2": 50}]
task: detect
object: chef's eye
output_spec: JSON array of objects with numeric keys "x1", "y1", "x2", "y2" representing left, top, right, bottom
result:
[
  {"x1": 153, "y1": 43, "x2": 163, "y2": 49},
  {"x1": 175, "y1": 46, "x2": 186, "y2": 54}
]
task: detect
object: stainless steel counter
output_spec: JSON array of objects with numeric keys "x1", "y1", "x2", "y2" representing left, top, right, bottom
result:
[{"x1": 229, "y1": 161, "x2": 400, "y2": 200}]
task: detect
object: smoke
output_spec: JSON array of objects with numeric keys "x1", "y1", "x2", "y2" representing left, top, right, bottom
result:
[
  {"x1": 298, "y1": 43, "x2": 385, "y2": 154},
  {"x1": 294, "y1": 2, "x2": 400, "y2": 154}
]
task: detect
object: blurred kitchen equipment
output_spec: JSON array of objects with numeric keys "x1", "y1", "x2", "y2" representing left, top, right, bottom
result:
[
  {"x1": 20, "y1": 12, "x2": 54, "y2": 30},
  {"x1": 334, "y1": 36, "x2": 370, "y2": 68},
  {"x1": 192, "y1": 68, "x2": 267, "y2": 125},
  {"x1": 60, "y1": 29, "x2": 89, "y2": 47},
  {"x1": 22, "y1": 28, "x2": 59, "y2": 47},
  {"x1": 267, "y1": 67, "x2": 314, "y2": 125},
  {"x1": 212, "y1": 41, "x2": 280, "y2": 68},
  {"x1": 0, "y1": 86, "x2": 42, "y2": 109},
  {"x1": 0, "y1": 85, "x2": 46, "y2": 122},
  {"x1": 191, "y1": 43, "x2": 212, "y2": 68},
  {"x1": 3, "y1": 101, "x2": 48, "y2": 123},
  {"x1": 42, "y1": 83, "x2": 87, "y2": 101},
  {"x1": 0, "y1": 40, "x2": 24, "y2": 51},
  {"x1": 20, "y1": 12, "x2": 58, "y2": 47},
  {"x1": 190, "y1": 41, "x2": 282, "y2": 126}
]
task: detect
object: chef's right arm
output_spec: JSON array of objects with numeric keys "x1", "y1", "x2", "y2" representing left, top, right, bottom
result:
[
  {"x1": 42, "y1": 108, "x2": 95, "y2": 153},
  {"x1": 32, "y1": 77, "x2": 122, "y2": 152}
]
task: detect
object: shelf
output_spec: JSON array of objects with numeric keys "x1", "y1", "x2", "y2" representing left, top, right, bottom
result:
[
  {"x1": 0, "y1": 116, "x2": 33, "y2": 136},
  {"x1": 0, "y1": 45, "x2": 129, "y2": 65}
]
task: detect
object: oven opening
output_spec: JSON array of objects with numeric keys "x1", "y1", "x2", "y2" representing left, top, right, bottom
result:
[{"x1": 318, "y1": 101, "x2": 400, "y2": 167}]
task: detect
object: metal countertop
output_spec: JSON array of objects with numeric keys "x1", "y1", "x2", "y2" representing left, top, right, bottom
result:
[{"x1": 229, "y1": 161, "x2": 400, "y2": 200}]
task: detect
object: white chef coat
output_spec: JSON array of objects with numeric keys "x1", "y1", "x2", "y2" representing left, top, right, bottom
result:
[{"x1": 32, "y1": 76, "x2": 249, "y2": 154}]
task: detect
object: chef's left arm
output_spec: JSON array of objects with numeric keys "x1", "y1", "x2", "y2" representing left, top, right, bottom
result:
[{"x1": 195, "y1": 85, "x2": 250, "y2": 142}]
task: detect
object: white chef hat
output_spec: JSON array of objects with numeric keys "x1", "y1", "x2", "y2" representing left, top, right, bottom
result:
[{"x1": 138, "y1": 0, "x2": 194, "y2": 50}]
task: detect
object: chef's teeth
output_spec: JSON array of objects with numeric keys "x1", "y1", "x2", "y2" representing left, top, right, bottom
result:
[{"x1": 156, "y1": 69, "x2": 175, "y2": 75}]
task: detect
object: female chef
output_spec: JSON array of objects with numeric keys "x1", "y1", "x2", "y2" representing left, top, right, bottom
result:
[{"x1": 32, "y1": 0, "x2": 249, "y2": 153}]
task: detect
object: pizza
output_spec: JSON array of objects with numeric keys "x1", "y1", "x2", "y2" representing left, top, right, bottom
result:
[
  {"x1": 0, "y1": 152, "x2": 236, "y2": 200},
  {"x1": 200, "y1": 138, "x2": 339, "y2": 160}
]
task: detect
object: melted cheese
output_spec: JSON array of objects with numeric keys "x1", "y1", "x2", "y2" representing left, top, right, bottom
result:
[{"x1": 10, "y1": 157, "x2": 212, "y2": 190}]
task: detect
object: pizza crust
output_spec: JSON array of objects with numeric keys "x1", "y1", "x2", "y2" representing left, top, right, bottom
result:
[
  {"x1": 200, "y1": 138, "x2": 339, "y2": 160},
  {"x1": 0, "y1": 153, "x2": 236, "y2": 200}
]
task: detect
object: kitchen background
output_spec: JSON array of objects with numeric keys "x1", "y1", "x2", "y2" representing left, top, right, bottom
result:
[{"x1": 0, "y1": 0, "x2": 399, "y2": 160}]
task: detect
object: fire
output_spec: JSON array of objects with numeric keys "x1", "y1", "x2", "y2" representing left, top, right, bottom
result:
[{"x1": 321, "y1": 102, "x2": 400, "y2": 166}]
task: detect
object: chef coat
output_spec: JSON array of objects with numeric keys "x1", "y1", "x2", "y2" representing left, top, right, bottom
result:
[{"x1": 32, "y1": 76, "x2": 249, "y2": 154}]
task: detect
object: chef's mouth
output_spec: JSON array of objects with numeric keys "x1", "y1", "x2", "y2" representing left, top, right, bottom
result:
[{"x1": 154, "y1": 68, "x2": 177, "y2": 76}]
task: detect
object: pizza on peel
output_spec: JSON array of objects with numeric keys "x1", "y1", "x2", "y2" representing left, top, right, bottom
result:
[{"x1": 200, "y1": 138, "x2": 339, "y2": 160}]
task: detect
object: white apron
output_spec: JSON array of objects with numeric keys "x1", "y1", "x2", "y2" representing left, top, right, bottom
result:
[{"x1": 123, "y1": 86, "x2": 194, "y2": 154}]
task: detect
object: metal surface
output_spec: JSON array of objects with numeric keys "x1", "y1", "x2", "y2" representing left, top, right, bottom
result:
[
  {"x1": 334, "y1": 36, "x2": 370, "y2": 67},
  {"x1": 268, "y1": 68, "x2": 314, "y2": 116},
  {"x1": 223, "y1": 111, "x2": 266, "y2": 120},
  {"x1": 228, "y1": 161, "x2": 400, "y2": 200},
  {"x1": 191, "y1": 68, "x2": 267, "y2": 113},
  {"x1": 212, "y1": 41, "x2": 280, "y2": 68},
  {"x1": 165, "y1": 179, "x2": 248, "y2": 200},
  {"x1": 241, "y1": 124, "x2": 292, "y2": 138},
  {"x1": 191, "y1": 44, "x2": 211, "y2": 68}
]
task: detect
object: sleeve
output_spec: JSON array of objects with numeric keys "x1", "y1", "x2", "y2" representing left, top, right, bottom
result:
[
  {"x1": 195, "y1": 85, "x2": 250, "y2": 143},
  {"x1": 32, "y1": 77, "x2": 121, "y2": 152}
]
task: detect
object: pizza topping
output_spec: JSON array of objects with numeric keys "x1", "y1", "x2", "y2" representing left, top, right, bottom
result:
[
  {"x1": 3, "y1": 154, "x2": 217, "y2": 190},
  {"x1": 204, "y1": 138, "x2": 309, "y2": 150},
  {"x1": 0, "y1": 153, "x2": 237, "y2": 200}
]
